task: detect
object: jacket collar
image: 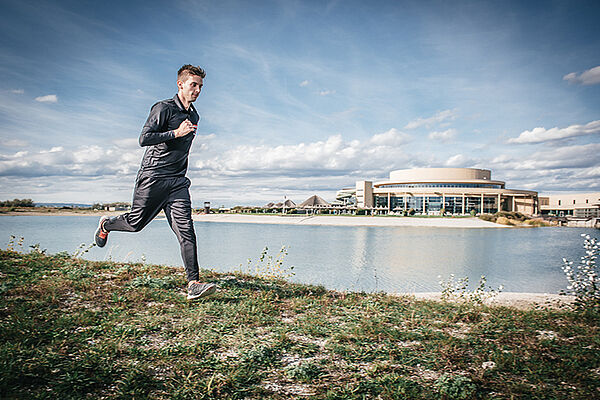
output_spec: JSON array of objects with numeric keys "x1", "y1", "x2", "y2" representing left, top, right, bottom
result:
[{"x1": 173, "y1": 94, "x2": 195, "y2": 113}]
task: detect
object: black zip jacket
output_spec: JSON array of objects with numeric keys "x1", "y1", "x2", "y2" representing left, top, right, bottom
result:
[{"x1": 138, "y1": 94, "x2": 200, "y2": 178}]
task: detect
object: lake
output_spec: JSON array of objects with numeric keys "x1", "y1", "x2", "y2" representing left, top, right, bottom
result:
[{"x1": 0, "y1": 215, "x2": 597, "y2": 293}]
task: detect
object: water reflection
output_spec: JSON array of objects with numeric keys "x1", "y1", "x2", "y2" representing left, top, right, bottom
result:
[{"x1": 0, "y1": 215, "x2": 597, "y2": 294}]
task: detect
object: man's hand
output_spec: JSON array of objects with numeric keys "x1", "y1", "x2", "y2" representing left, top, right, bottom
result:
[{"x1": 174, "y1": 119, "x2": 197, "y2": 138}]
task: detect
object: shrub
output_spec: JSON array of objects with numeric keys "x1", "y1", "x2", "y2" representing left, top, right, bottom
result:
[
  {"x1": 496, "y1": 211, "x2": 526, "y2": 221},
  {"x1": 496, "y1": 216, "x2": 513, "y2": 226},
  {"x1": 240, "y1": 246, "x2": 295, "y2": 280},
  {"x1": 0, "y1": 198, "x2": 34, "y2": 207},
  {"x1": 513, "y1": 211, "x2": 527, "y2": 221},
  {"x1": 479, "y1": 213, "x2": 495, "y2": 222},
  {"x1": 524, "y1": 218, "x2": 548, "y2": 227},
  {"x1": 439, "y1": 274, "x2": 503, "y2": 305},
  {"x1": 562, "y1": 234, "x2": 599, "y2": 310}
]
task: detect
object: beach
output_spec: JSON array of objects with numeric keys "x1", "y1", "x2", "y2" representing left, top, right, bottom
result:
[
  {"x1": 191, "y1": 213, "x2": 505, "y2": 228},
  {"x1": 1, "y1": 210, "x2": 506, "y2": 228}
]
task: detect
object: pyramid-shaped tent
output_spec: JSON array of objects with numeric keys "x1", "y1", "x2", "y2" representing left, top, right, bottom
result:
[
  {"x1": 299, "y1": 195, "x2": 330, "y2": 208},
  {"x1": 283, "y1": 199, "x2": 296, "y2": 208}
]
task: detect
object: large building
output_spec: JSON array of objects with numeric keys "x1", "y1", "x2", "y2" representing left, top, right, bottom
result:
[
  {"x1": 336, "y1": 167, "x2": 539, "y2": 215},
  {"x1": 539, "y1": 193, "x2": 600, "y2": 218}
]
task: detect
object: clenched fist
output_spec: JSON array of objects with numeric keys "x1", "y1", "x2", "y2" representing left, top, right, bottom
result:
[{"x1": 174, "y1": 119, "x2": 197, "y2": 138}]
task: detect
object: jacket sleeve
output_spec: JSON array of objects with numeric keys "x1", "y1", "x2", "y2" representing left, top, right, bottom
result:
[{"x1": 139, "y1": 103, "x2": 176, "y2": 146}]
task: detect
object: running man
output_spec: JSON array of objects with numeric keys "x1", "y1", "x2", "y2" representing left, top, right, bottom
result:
[{"x1": 94, "y1": 64, "x2": 216, "y2": 300}]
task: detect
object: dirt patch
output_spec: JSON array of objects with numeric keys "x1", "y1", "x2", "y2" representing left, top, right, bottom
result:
[{"x1": 402, "y1": 292, "x2": 575, "y2": 310}]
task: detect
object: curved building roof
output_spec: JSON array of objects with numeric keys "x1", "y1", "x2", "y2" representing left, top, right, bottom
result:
[
  {"x1": 371, "y1": 167, "x2": 537, "y2": 196},
  {"x1": 391, "y1": 167, "x2": 490, "y2": 180},
  {"x1": 381, "y1": 167, "x2": 502, "y2": 185}
]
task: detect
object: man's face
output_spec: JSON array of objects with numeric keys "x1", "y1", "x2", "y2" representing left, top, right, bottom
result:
[{"x1": 177, "y1": 75, "x2": 203, "y2": 104}]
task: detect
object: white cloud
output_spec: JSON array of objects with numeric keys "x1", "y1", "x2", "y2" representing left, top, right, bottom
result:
[
  {"x1": 563, "y1": 66, "x2": 600, "y2": 85},
  {"x1": 192, "y1": 129, "x2": 412, "y2": 178},
  {"x1": 404, "y1": 109, "x2": 457, "y2": 130},
  {"x1": 196, "y1": 133, "x2": 217, "y2": 141},
  {"x1": 484, "y1": 142, "x2": 600, "y2": 192},
  {"x1": 319, "y1": 89, "x2": 335, "y2": 96},
  {"x1": 489, "y1": 143, "x2": 600, "y2": 171},
  {"x1": 369, "y1": 128, "x2": 411, "y2": 146},
  {"x1": 299, "y1": 80, "x2": 309, "y2": 87},
  {"x1": 508, "y1": 120, "x2": 600, "y2": 144},
  {"x1": 2, "y1": 129, "x2": 598, "y2": 205},
  {"x1": 0, "y1": 143, "x2": 143, "y2": 178},
  {"x1": 0, "y1": 129, "x2": 412, "y2": 183},
  {"x1": 514, "y1": 143, "x2": 600, "y2": 170},
  {"x1": 11, "y1": 89, "x2": 24, "y2": 94},
  {"x1": 35, "y1": 94, "x2": 58, "y2": 103},
  {"x1": 445, "y1": 154, "x2": 471, "y2": 167},
  {"x1": 428, "y1": 128, "x2": 457, "y2": 142}
]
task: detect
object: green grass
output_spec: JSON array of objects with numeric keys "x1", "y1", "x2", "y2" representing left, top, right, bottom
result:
[{"x1": 1, "y1": 249, "x2": 599, "y2": 399}]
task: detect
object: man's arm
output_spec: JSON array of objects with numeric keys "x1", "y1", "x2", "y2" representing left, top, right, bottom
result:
[
  {"x1": 139, "y1": 103, "x2": 175, "y2": 147},
  {"x1": 139, "y1": 103, "x2": 196, "y2": 147}
]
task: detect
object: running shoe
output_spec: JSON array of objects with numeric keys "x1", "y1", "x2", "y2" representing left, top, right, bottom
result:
[
  {"x1": 187, "y1": 281, "x2": 217, "y2": 300},
  {"x1": 94, "y1": 216, "x2": 110, "y2": 248}
]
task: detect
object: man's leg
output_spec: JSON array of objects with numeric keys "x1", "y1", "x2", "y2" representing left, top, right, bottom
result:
[
  {"x1": 163, "y1": 178, "x2": 200, "y2": 281},
  {"x1": 164, "y1": 177, "x2": 215, "y2": 300},
  {"x1": 95, "y1": 176, "x2": 169, "y2": 247}
]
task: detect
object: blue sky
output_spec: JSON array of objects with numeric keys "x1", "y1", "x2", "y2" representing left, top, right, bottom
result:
[{"x1": 1, "y1": 0, "x2": 599, "y2": 206}]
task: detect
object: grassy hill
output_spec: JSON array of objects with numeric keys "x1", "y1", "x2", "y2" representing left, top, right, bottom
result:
[{"x1": 1, "y1": 248, "x2": 598, "y2": 399}]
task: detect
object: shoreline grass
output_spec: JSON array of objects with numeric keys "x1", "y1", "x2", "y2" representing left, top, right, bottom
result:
[{"x1": 1, "y1": 249, "x2": 599, "y2": 399}]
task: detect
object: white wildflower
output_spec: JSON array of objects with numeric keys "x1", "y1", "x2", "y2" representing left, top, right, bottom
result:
[{"x1": 482, "y1": 361, "x2": 496, "y2": 370}]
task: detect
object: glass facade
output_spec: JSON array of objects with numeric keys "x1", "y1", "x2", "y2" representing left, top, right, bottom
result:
[
  {"x1": 375, "y1": 195, "x2": 388, "y2": 208},
  {"x1": 465, "y1": 196, "x2": 481, "y2": 213},
  {"x1": 378, "y1": 183, "x2": 503, "y2": 189},
  {"x1": 444, "y1": 196, "x2": 463, "y2": 214},
  {"x1": 483, "y1": 196, "x2": 497, "y2": 214},
  {"x1": 374, "y1": 194, "x2": 502, "y2": 214},
  {"x1": 391, "y1": 196, "x2": 405, "y2": 210},
  {"x1": 406, "y1": 196, "x2": 422, "y2": 211},
  {"x1": 426, "y1": 196, "x2": 443, "y2": 212}
]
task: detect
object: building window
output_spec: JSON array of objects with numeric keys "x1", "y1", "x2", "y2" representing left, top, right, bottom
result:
[
  {"x1": 483, "y1": 196, "x2": 498, "y2": 214},
  {"x1": 376, "y1": 183, "x2": 503, "y2": 189},
  {"x1": 465, "y1": 196, "x2": 481, "y2": 214},
  {"x1": 426, "y1": 196, "x2": 443, "y2": 213},
  {"x1": 558, "y1": 200, "x2": 561, "y2": 205},
  {"x1": 443, "y1": 196, "x2": 464, "y2": 214},
  {"x1": 586, "y1": 199, "x2": 589, "y2": 204},
  {"x1": 573, "y1": 200, "x2": 576, "y2": 204},
  {"x1": 375, "y1": 195, "x2": 388, "y2": 208}
]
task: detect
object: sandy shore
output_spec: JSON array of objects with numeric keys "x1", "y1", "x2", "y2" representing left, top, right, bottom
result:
[
  {"x1": 3, "y1": 212, "x2": 502, "y2": 227},
  {"x1": 0, "y1": 210, "x2": 123, "y2": 217},
  {"x1": 405, "y1": 292, "x2": 574, "y2": 310},
  {"x1": 2, "y1": 211, "x2": 501, "y2": 228},
  {"x1": 191, "y1": 214, "x2": 505, "y2": 228}
]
